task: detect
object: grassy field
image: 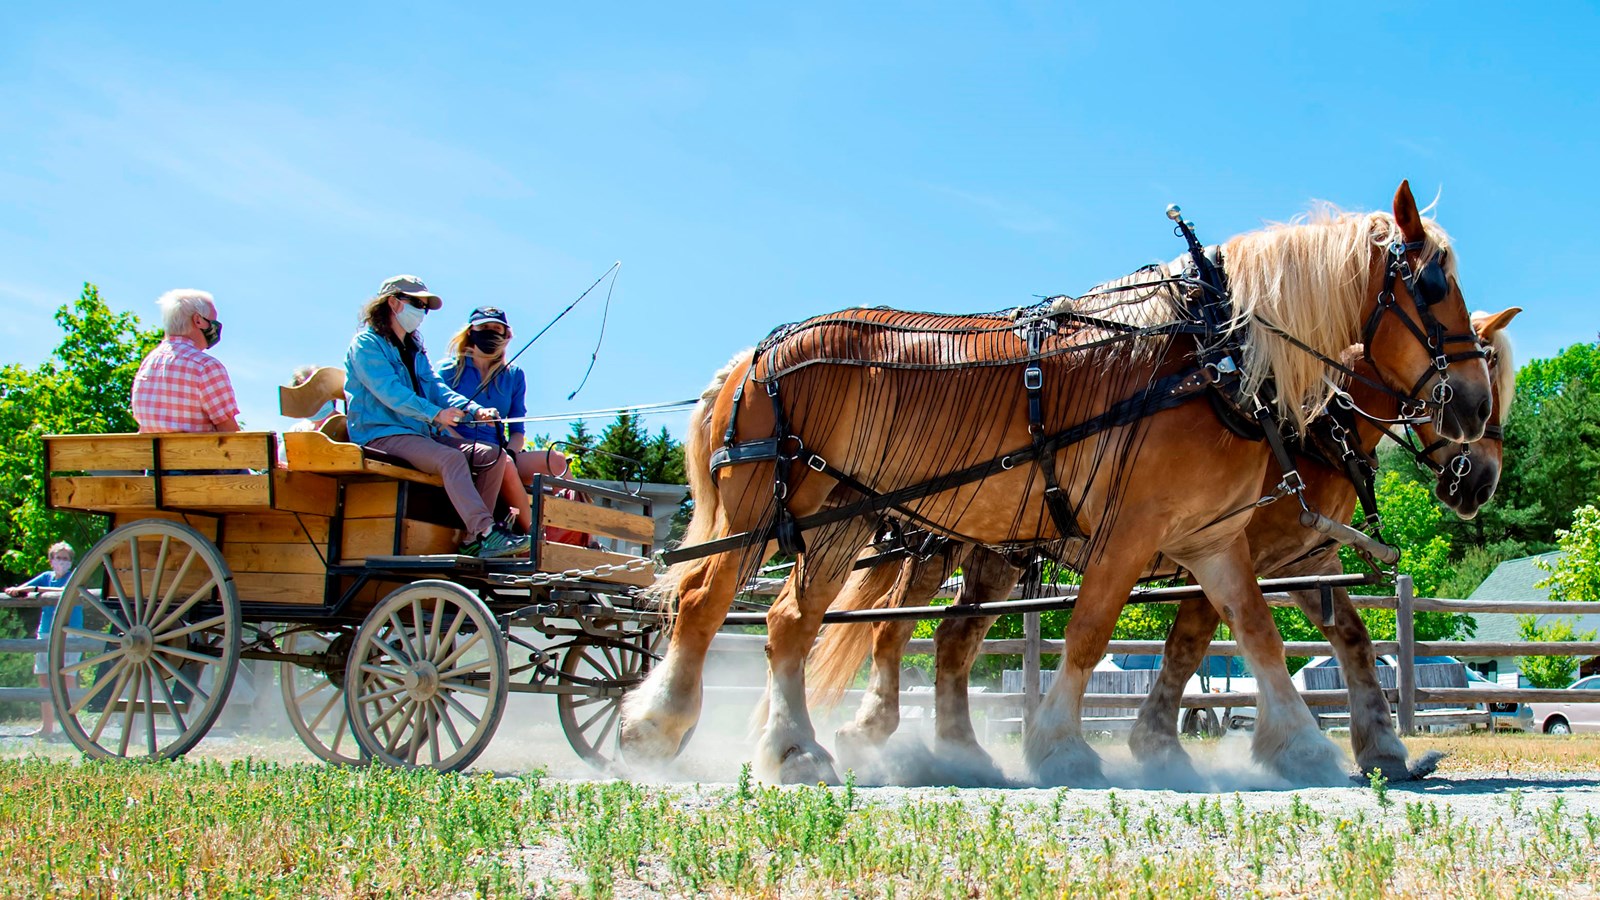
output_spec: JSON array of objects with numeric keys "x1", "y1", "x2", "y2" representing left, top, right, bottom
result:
[{"x1": 1, "y1": 734, "x2": 1599, "y2": 897}]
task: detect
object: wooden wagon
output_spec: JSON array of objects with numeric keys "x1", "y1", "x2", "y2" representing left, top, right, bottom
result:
[{"x1": 39, "y1": 387, "x2": 665, "y2": 773}]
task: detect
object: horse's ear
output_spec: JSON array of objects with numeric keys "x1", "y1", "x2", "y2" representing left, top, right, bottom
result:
[
  {"x1": 1472, "y1": 306, "x2": 1523, "y2": 338},
  {"x1": 1392, "y1": 180, "x2": 1427, "y2": 244}
]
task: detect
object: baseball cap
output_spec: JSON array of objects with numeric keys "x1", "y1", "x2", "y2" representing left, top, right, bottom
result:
[
  {"x1": 468, "y1": 306, "x2": 509, "y2": 327},
  {"x1": 377, "y1": 274, "x2": 443, "y2": 310}
]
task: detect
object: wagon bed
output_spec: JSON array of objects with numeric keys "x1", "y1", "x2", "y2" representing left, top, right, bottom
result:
[{"x1": 39, "y1": 427, "x2": 665, "y2": 772}]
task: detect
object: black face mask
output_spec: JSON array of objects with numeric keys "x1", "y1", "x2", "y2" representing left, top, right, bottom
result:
[
  {"x1": 467, "y1": 330, "x2": 505, "y2": 354},
  {"x1": 200, "y1": 317, "x2": 223, "y2": 349}
]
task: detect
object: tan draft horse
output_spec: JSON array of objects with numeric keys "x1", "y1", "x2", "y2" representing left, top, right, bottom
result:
[
  {"x1": 808, "y1": 309, "x2": 1518, "y2": 783},
  {"x1": 621, "y1": 183, "x2": 1494, "y2": 785}
]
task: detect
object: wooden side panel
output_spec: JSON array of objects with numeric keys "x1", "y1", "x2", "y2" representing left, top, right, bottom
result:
[
  {"x1": 345, "y1": 481, "x2": 399, "y2": 519},
  {"x1": 340, "y1": 518, "x2": 460, "y2": 562},
  {"x1": 45, "y1": 434, "x2": 153, "y2": 471},
  {"x1": 161, "y1": 474, "x2": 272, "y2": 509},
  {"x1": 223, "y1": 542, "x2": 326, "y2": 575},
  {"x1": 539, "y1": 542, "x2": 654, "y2": 587},
  {"x1": 232, "y1": 572, "x2": 327, "y2": 606},
  {"x1": 108, "y1": 511, "x2": 220, "y2": 540},
  {"x1": 223, "y1": 513, "x2": 330, "y2": 544},
  {"x1": 542, "y1": 496, "x2": 654, "y2": 545},
  {"x1": 51, "y1": 476, "x2": 156, "y2": 510},
  {"x1": 272, "y1": 470, "x2": 337, "y2": 517},
  {"x1": 282, "y1": 430, "x2": 365, "y2": 472},
  {"x1": 155, "y1": 433, "x2": 274, "y2": 470}
]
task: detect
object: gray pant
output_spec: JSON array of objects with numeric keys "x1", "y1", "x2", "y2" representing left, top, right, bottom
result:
[{"x1": 366, "y1": 433, "x2": 505, "y2": 537}]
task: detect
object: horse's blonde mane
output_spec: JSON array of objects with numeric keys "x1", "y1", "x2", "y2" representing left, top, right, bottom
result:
[
  {"x1": 1222, "y1": 205, "x2": 1454, "y2": 434},
  {"x1": 1481, "y1": 321, "x2": 1516, "y2": 417}
]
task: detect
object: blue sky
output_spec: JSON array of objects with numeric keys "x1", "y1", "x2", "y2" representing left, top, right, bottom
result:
[{"x1": 3, "y1": 3, "x2": 1596, "y2": 438}]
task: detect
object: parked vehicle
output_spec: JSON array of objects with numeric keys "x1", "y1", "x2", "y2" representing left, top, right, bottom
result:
[
  {"x1": 1094, "y1": 653, "x2": 1257, "y2": 736},
  {"x1": 1292, "y1": 654, "x2": 1532, "y2": 731},
  {"x1": 1528, "y1": 675, "x2": 1600, "y2": 734}
]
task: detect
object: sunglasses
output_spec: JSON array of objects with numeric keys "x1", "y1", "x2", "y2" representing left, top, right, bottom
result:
[{"x1": 399, "y1": 295, "x2": 431, "y2": 311}]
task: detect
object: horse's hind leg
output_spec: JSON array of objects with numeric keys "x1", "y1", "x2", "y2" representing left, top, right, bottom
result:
[
  {"x1": 620, "y1": 545, "x2": 759, "y2": 767},
  {"x1": 1291, "y1": 585, "x2": 1411, "y2": 780},
  {"x1": 1129, "y1": 598, "x2": 1219, "y2": 776},
  {"x1": 757, "y1": 519, "x2": 878, "y2": 783},
  {"x1": 932, "y1": 549, "x2": 1020, "y2": 764},
  {"x1": 1181, "y1": 537, "x2": 1349, "y2": 785}
]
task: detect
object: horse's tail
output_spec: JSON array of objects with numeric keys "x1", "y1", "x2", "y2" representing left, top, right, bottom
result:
[
  {"x1": 651, "y1": 349, "x2": 752, "y2": 616},
  {"x1": 806, "y1": 560, "x2": 903, "y2": 711}
]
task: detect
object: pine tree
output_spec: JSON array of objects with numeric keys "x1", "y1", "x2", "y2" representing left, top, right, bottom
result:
[
  {"x1": 592, "y1": 412, "x2": 651, "y2": 482},
  {"x1": 561, "y1": 420, "x2": 596, "y2": 478},
  {"x1": 643, "y1": 426, "x2": 686, "y2": 484}
]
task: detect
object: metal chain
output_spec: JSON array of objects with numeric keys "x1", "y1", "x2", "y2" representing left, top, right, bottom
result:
[{"x1": 490, "y1": 554, "x2": 659, "y2": 587}]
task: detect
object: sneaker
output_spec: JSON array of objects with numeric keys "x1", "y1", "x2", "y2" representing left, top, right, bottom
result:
[{"x1": 461, "y1": 525, "x2": 532, "y2": 559}]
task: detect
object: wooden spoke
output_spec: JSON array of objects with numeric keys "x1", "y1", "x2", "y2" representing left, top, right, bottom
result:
[
  {"x1": 145, "y1": 535, "x2": 171, "y2": 625},
  {"x1": 76, "y1": 586, "x2": 129, "y2": 635},
  {"x1": 345, "y1": 581, "x2": 505, "y2": 773},
  {"x1": 151, "y1": 664, "x2": 188, "y2": 735},
  {"x1": 557, "y1": 632, "x2": 661, "y2": 770},
  {"x1": 155, "y1": 614, "x2": 230, "y2": 643},
  {"x1": 128, "y1": 536, "x2": 145, "y2": 623},
  {"x1": 146, "y1": 545, "x2": 198, "y2": 628},
  {"x1": 150, "y1": 577, "x2": 218, "y2": 635}
]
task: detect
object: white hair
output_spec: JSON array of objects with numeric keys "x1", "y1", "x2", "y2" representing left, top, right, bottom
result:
[{"x1": 157, "y1": 289, "x2": 215, "y2": 336}]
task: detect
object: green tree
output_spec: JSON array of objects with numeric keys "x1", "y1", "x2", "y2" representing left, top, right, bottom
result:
[
  {"x1": 0, "y1": 284, "x2": 159, "y2": 708},
  {"x1": 1517, "y1": 616, "x2": 1596, "y2": 689},
  {"x1": 0, "y1": 284, "x2": 160, "y2": 575},
  {"x1": 1435, "y1": 539, "x2": 1530, "y2": 600},
  {"x1": 642, "y1": 426, "x2": 687, "y2": 484},
  {"x1": 560, "y1": 419, "x2": 596, "y2": 478},
  {"x1": 1535, "y1": 503, "x2": 1600, "y2": 602},
  {"x1": 1342, "y1": 470, "x2": 1473, "y2": 641},
  {"x1": 588, "y1": 411, "x2": 652, "y2": 483}
]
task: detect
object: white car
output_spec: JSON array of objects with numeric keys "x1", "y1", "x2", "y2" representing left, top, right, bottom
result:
[
  {"x1": 1292, "y1": 654, "x2": 1531, "y2": 731},
  {"x1": 1527, "y1": 674, "x2": 1600, "y2": 734}
]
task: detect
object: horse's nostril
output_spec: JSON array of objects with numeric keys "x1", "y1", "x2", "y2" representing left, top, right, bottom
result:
[
  {"x1": 1477, "y1": 483, "x2": 1494, "y2": 506},
  {"x1": 1478, "y1": 397, "x2": 1492, "y2": 422}
]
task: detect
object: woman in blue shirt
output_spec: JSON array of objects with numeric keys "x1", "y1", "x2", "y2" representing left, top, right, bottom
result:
[
  {"x1": 437, "y1": 307, "x2": 570, "y2": 495},
  {"x1": 4, "y1": 541, "x2": 81, "y2": 739}
]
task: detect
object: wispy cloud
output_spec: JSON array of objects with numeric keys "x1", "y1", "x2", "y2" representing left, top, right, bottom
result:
[{"x1": 922, "y1": 183, "x2": 1059, "y2": 234}]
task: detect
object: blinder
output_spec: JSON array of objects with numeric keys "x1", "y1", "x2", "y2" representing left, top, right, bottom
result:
[{"x1": 1361, "y1": 239, "x2": 1489, "y2": 414}]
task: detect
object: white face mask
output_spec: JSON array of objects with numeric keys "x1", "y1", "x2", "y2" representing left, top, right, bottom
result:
[
  {"x1": 49, "y1": 559, "x2": 70, "y2": 578},
  {"x1": 395, "y1": 303, "x2": 427, "y2": 334}
]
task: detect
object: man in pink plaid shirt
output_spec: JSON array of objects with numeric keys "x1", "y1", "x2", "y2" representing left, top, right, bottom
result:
[{"x1": 132, "y1": 289, "x2": 241, "y2": 433}]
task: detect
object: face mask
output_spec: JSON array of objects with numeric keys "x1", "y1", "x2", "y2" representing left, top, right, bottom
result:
[
  {"x1": 395, "y1": 304, "x2": 427, "y2": 334},
  {"x1": 49, "y1": 559, "x2": 70, "y2": 578},
  {"x1": 468, "y1": 330, "x2": 506, "y2": 354},
  {"x1": 199, "y1": 316, "x2": 223, "y2": 348}
]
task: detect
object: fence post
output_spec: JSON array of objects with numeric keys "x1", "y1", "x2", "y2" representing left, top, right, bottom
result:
[
  {"x1": 1397, "y1": 574, "x2": 1416, "y2": 735},
  {"x1": 1022, "y1": 611, "x2": 1042, "y2": 735}
]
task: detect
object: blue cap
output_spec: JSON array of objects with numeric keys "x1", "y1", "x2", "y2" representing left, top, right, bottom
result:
[{"x1": 468, "y1": 306, "x2": 508, "y2": 327}]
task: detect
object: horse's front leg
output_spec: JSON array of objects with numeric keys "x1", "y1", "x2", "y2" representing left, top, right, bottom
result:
[
  {"x1": 1025, "y1": 540, "x2": 1156, "y2": 786},
  {"x1": 1181, "y1": 537, "x2": 1350, "y2": 785},
  {"x1": 1129, "y1": 598, "x2": 1219, "y2": 779},
  {"x1": 756, "y1": 520, "x2": 876, "y2": 784},
  {"x1": 1290, "y1": 585, "x2": 1413, "y2": 779}
]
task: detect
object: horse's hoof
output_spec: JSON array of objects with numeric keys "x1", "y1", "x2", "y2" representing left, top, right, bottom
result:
[
  {"x1": 833, "y1": 725, "x2": 885, "y2": 772},
  {"x1": 932, "y1": 738, "x2": 1008, "y2": 787},
  {"x1": 1030, "y1": 742, "x2": 1106, "y2": 788},
  {"x1": 1263, "y1": 730, "x2": 1350, "y2": 787},
  {"x1": 1405, "y1": 750, "x2": 1447, "y2": 780},
  {"x1": 618, "y1": 716, "x2": 685, "y2": 768},
  {"x1": 777, "y1": 744, "x2": 840, "y2": 785}
]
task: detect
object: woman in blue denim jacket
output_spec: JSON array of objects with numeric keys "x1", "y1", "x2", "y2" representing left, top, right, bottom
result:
[{"x1": 344, "y1": 275, "x2": 530, "y2": 559}]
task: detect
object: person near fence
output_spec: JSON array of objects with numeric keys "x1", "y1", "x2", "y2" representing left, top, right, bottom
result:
[
  {"x1": 345, "y1": 275, "x2": 531, "y2": 559},
  {"x1": 3, "y1": 541, "x2": 82, "y2": 740},
  {"x1": 131, "y1": 289, "x2": 241, "y2": 433},
  {"x1": 437, "y1": 306, "x2": 571, "y2": 532}
]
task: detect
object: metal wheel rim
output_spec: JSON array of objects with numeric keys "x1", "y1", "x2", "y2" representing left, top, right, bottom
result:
[
  {"x1": 280, "y1": 629, "x2": 364, "y2": 765},
  {"x1": 558, "y1": 628, "x2": 659, "y2": 769},
  {"x1": 49, "y1": 520, "x2": 240, "y2": 760},
  {"x1": 345, "y1": 580, "x2": 507, "y2": 772}
]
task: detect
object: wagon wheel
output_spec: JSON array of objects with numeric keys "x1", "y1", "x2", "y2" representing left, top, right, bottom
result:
[
  {"x1": 557, "y1": 628, "x2": 664, "y2": 769},
  {"x1": 1181, "y1": 707, "x2": 1223, "y2": 739},
  {"x1": 47, "y1": 519, "x2": 240, "y2": 760},
  {"x1": 345, "y1": 580, "x2": 507, "y2": 772},
  {"x1": 280, "y1": 628, "x2": 364, "y2": 765}
]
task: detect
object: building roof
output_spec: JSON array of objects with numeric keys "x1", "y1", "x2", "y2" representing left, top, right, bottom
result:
[{"x1": 1468, "y1": 552, "x2": 1584, "y2": 647}]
